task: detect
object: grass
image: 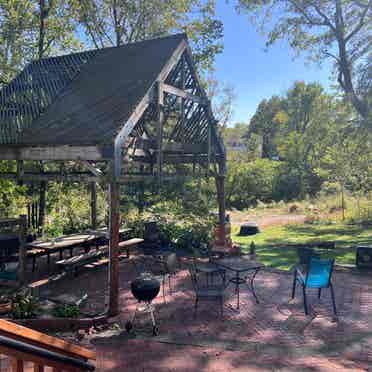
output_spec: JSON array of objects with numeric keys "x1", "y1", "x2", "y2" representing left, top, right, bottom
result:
[{"x1": 231, "y1": 222, "x2": 372, "y2": 271}]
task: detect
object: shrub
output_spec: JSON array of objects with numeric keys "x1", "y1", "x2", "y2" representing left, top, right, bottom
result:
[{"x1": 53, "y1": 304, "x2": 80, "y2": 318}]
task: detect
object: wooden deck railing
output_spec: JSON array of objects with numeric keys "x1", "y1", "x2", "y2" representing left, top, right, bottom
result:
[{"x1": 0, "y1": 320, "x2": 96, "y2": 371}]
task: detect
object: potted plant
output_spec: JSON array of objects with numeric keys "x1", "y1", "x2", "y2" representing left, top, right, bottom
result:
[
  {"x1": 0, "y1": 295, "x2": 12, "y2": 315},
  {"x1": 11, "y1": 293, "x2": 38, "y2": 319}
]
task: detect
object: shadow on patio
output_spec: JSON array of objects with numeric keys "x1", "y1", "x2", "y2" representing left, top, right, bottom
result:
[{"x1": 41, "y1": 254, "x2": 372, "y2": 371}]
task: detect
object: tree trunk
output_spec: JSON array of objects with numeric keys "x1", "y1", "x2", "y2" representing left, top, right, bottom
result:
[{"x1": 38, "y1": 181, "x2": 46, "y2": 235}]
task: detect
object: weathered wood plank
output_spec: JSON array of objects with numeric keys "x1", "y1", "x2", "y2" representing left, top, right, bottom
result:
[
  {"x1": 162, "y1": 83, "x2": 207, "y2": 105},
  {"x1": 0, "y1": 319, "x2": 96, "y2": 360},
  {"x1": 0, "y1": 145, "x2": 113, "y2": 161},
  {"x1": 108, "y1": 179, "x2": 120, "y2": 317},
  {"x1": 135, "y1": 139, "x2": 208, "y2": 154},
  {"x1": 0, "y1": 173, "x2": 101, "y2": 182}
]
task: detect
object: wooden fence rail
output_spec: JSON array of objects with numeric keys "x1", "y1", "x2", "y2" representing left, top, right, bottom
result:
[{"x1": 0, "y1": 320, "x2": 96, "y2": 371}]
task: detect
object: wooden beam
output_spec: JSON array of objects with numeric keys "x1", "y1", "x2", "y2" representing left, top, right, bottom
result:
[
  {"x1": 117, "y1": 174, "x2": 195, "y2": 183},
  {"x1": 135, "y1": 138, "x2": 208, "y2": 154},
  {"x1": 108, "y1": 180, "x2": 120, "y2": 317},
  {"x1": 113, "y1": 40, "x2": 187, "y2": 176},
  {"x1": 80, "y1": 161, "x2": 103, "y2": 177},
  {"x1": 157, "y1": 81, "x2": 164, "y2": 179},
  {"x1": 162, "y1": 83, "x2": 207, "y2": 105},
  {"x1": 0, "y1": 145, "x2": 113, "y2": 161},
  {"x1": 215, "y1": 175, "x2": 226, "y2": 226},
  {"x1": 0, "y1": 319, "x2": 96, "y2": 360},
  {"x1": 0, "y1": 173, "x2": 101, "y2": 182}
]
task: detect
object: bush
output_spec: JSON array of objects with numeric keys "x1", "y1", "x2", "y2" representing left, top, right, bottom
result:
[
  {"x1": 53, "y1": 304, "x2": 80, "y2": 318},
  {"x1": 226, "y1": 159, "x2": 280, "y2": 209}
]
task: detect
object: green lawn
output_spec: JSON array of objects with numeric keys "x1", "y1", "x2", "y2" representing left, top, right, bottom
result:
[{"x1": 231, "y1": 223, "x2": 372, "y2": 271}]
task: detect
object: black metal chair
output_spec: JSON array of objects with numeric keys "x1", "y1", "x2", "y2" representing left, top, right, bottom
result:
[
  {"x1": 188, "y1": 263, "x2": 227, "y2": 317},
  {"x1": 145, "y1": 253, "x2": 178, "y2": 301},
  {"x1": 193, "y1": 245, "x2": 225, "y2": 286}
]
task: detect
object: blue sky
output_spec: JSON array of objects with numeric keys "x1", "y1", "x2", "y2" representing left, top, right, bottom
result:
[{"x1": 213, "y1": 1, "x2": 335, "y2": 125}]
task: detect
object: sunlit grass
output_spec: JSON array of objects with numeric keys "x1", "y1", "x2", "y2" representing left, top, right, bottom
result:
[{"x1": 231, "y1": 223, "x2": 372, "y2": 271}]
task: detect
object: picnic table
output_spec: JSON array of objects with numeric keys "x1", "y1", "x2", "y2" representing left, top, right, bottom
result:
[
  {"x1": 25, "y1": 228, "x2": 133, "y2": 271},
  {"x1": 213, "y1": 255, "x2": 263, "y2": 309},
  {"x1": 25, "y1": 233, "x2": 99, "y2": 270},
  {"x1": 57, "y1": 238, "x2": 143, "y2": 275}
]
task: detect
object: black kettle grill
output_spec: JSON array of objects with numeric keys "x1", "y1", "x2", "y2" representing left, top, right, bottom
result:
[{"x1": 125, "y1": 274, "x2": 160, "y2": 336}]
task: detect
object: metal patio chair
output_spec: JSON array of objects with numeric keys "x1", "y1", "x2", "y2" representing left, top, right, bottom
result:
[
  {"x1": 192, "y1": 245, "x2": 225, "y2": 286},
  {"x1": 146, "y1": 253, "x2": 178, "y2": 301},
  {"x1": 188, "y1": 263, "x2": 227, "y2": 318},
  {"x1": 292, "y1": 257, "x2": 337, "y2": 315}
]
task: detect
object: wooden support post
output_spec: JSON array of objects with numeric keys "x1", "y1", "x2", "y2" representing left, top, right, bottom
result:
[
  {"x1": 18, "y1": 215, "x2": 27, "y2": 284},
  {"x1": 108, "y1": 181, "x2": 120, "y2": 317},
  {"x1": 11, "y1": 358, "x2": 23, "y2": 372},
  {"x1": 157, "y1": 81, "x2": 164, "y2": 181},
  {"x1": 90, "y1": 182, "x2": 97, "y2": 229},
  {"x1": 215, "y1": 175, "x2": 226, "y2": 227}
]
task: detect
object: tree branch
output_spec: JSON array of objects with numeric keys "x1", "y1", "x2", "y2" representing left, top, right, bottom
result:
[
  {"x1": 345, "y1": 0, "x2": 371, "y2": 42},
  {"x1": 323, "y1": 50, "x2": 340, "y2": 62},
  {"x1": 310, "y1": 1, "x2": 337, "y2": 32},
  {"x1": 287, "y1": 0, "x2": 330, "y2": 27}
]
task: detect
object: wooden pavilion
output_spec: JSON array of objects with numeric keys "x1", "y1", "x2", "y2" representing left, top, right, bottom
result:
[{"x1": 0, "y1": 33, "x2": 227, "y2": 316}]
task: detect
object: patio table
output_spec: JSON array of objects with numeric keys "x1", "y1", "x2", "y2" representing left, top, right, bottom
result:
[
  {"x1": 26, "y1": 233, "x2": 98, "y2": 265},
  {"x1": 89, "y1": 227, "x2": 132, "y2": 239},
  {"x1": 213, "y1": 255, "x2": 262, "y2": 309}
]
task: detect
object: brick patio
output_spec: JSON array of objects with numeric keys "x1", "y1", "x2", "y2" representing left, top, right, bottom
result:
[{"x1": 40, "y1": 256, "x2": 372, "y2": 371}]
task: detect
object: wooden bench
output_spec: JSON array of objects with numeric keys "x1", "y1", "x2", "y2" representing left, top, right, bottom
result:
[
  {"x1": 56, "y1": 248, "x2": 108, "y2": 276},
  {"x1": 27, "y1": 272, "x2": 67, "y2": 297},
  {"x1": 118, "y1": 238, "x2": 144, "y2": 258}
]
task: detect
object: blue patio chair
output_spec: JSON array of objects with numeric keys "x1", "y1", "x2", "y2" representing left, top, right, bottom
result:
[{"x1": 291, "y1": 257, "x2": 337, "y2": 315}]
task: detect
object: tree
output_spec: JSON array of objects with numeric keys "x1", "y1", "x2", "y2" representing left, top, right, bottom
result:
[
  {"x1": 0, "y1": 1, "x2": 35, "y2": 86},
  {"x1": 78, "y1": 0, "x2": 223, "y2": 70},
  {"x1": 206, "y1": 73, "x2": 236, "y2": 127},
  {"x1": 0, "y1": 0, "x2": 80, "y2": 87},
  {"x1": 237, "y1": 0, "x2": 372, "y2": 124},
  {"x1": 246, "y1": 95, "x2": 285, "y2": 158}
]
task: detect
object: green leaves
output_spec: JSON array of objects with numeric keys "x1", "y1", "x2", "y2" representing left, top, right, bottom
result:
[
  {"x1": 237, "y1": 0, "x2": 372, "y2": 121},
  {"x1": 78, "y1": 0, "x2": 223, "y2": 71}
]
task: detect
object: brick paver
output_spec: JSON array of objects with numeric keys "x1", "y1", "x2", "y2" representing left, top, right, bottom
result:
[{"x1": 40, "y1": 257, "x2": 372, "y2": 371}]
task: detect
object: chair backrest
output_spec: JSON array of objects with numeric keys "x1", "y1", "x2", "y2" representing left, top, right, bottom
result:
[
  {"x1": 132, "y1": 256, "x2": 150, "y2": 275},
  {"x1": 297, "y1": 247, "x2": 320, "y2": 266},
  {"x1": 305, "y1": 257, "x2": 335, "y2": 288},
  {"x1": 187, "y1": 263, "x2": 199, "y2": 291}
]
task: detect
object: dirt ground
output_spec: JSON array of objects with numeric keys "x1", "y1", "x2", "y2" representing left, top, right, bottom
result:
[{"x1": 228, "y1": 210, "x2": 306, "y2": 227}]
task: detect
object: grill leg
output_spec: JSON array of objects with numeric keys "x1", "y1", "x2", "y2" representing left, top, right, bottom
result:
[{"x1": 318, "y1": 288, "x2": 322, "y2": 299}]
